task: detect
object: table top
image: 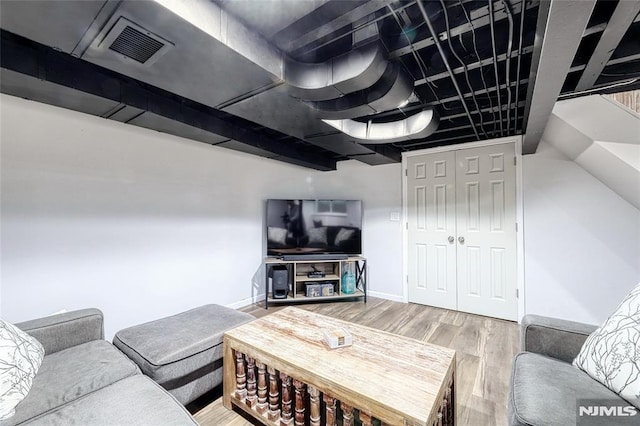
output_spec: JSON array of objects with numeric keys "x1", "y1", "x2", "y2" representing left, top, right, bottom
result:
[{"x1": 224, "y1": 307, "x2": 456, "y2": 425}]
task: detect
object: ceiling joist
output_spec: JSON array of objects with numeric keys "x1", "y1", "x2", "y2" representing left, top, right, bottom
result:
[
  {"x1": 522, "y1": 0, "x2": 596, "y2": 154},
  {"x1": 575, "y1": 2, "x2": 640, "y2": 91}
]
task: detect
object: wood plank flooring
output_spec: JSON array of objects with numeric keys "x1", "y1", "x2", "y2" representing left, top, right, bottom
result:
[{"x1": 192, "y1": 298, "x2": 519, "y2": 426}]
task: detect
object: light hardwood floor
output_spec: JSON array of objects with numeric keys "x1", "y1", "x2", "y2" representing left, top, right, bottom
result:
[{"x1": 192, "y1": 298, "x2": 519, "y2": 426}]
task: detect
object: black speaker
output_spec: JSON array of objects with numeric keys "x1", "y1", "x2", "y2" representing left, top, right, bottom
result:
[{"x1": 272, "y1": 266, "x2": 289, "y2": 299}]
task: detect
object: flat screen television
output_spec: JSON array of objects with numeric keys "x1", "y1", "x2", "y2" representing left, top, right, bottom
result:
[{"x1": 266, "y1": 199, "x2": 362, "y2": 256}]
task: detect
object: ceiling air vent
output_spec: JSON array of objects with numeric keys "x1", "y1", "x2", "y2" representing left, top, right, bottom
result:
[{"x1": 98, "y1": 17, "x2": 173, "y2": 66}]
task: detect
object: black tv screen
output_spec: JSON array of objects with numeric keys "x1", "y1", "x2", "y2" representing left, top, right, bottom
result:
[{"x1": 266, "y1": 199, "x2": 362, "y2": 256}]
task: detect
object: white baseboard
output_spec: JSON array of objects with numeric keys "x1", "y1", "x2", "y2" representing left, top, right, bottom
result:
[
  {"x1": 226, "y1": 294, "x2": 265, "y2": 310},
  {"x1": 227, "y1": 291, "x2": 405, "y2": 310},
  {"x1": 367, "y1": 291, "x2": 405, "y2": 303}
]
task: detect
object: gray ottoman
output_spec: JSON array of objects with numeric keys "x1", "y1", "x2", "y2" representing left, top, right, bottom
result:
[{"x1": 113, "y1": 304, "x2": 254, "y2": 405}]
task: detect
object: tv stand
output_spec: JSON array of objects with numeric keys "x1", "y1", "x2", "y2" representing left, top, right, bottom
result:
[{"x1": 264, "y1": 256, "x2": 366, "y2": 309}]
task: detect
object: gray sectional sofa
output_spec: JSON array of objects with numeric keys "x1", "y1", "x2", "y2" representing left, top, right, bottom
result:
[
  {"x1": 509, "y1": 314, "x2": 632, "y2": 426},
  {"x1": 2, "y1": 309, "x2": 197, "y2": 426}
]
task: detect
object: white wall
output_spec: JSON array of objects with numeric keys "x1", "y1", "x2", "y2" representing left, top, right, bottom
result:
[
  {"x1": 523, "y1": 141, "x2": 640, "y2": 325},
  {"x1": 0, "y1": 94, "x2": 403, "y2": 339},
  {"x1": 4, "y1": 92, "x2": 637, "y2": 333}
]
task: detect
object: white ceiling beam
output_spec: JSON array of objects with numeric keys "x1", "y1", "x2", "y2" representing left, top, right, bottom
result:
[
  {"x1": 522, "y1": 0, "x2": 596, "y2": 154},
  {"x1": 575, "y1": 3, "x2": 640, "y2": 91}
]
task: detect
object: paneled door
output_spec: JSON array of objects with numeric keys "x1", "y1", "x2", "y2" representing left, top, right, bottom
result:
[
  {"x1": 406, "y1": 143, "x2": 517, "y2": 321},
  {"x1": 454, "y1": 143, "x2": 517, "y2": 320},
  {"x1": 406, "y1": 151, "x2": 457, "y2": 310}
]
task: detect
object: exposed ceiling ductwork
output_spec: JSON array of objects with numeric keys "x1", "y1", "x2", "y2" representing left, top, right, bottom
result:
[
  {"x1": 305, "y1": 62, "x2": 414, "y2": 120},
  {"x1": 1, "y1": 0, "x2": 639, "y2": 169},
  {"x1": 323, "y1": 108, "x2": 440, "y2": 144},
  {"x1": 283, "y1": 40, "x2": 387, "y2": 102}
]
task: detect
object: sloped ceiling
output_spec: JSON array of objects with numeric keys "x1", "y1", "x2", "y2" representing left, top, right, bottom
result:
[
  {"x1": 542, "y1": 94, "x2": 640, "y2": 209},
  {"x1": 1, "y1": 0, "x2": 639, "y2": 170}
]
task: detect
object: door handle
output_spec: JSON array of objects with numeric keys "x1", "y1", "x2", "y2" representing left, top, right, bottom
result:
[
  {"x1": 448, "y1": 236, "x2": 455, "y2": 244},
  {"x1": 458, "y1": 236, "x2": 465, "y2": 244}
]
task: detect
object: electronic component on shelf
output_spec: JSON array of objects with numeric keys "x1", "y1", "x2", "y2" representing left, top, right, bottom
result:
[
  {"x1": 307, "y1": 271, "x2": 326, "y2": 278},
  {"x1": 305, "y1": 282, "x2": 334, "y2": 297}
]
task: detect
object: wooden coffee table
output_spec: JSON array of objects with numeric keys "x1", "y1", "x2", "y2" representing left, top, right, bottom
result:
[{"x1": 223, "y1": 307, "x2": 455, "y2": 426}]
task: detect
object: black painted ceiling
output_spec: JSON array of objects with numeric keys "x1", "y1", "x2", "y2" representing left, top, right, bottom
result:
[{"x1": 1, "y1": 0, "x2": 639, "y2": 170}]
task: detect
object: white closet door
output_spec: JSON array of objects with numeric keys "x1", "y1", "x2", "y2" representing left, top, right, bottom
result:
[
  {"x1": 455, "y1": 143, "x2": 517, "y2": 320},
  {"x1": 406, "y1": 151, "x2": 457, "y2": 310}
]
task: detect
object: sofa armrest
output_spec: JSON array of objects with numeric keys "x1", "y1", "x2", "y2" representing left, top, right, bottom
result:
[
  {"x1": 521, "y1": 314, "x2": 598, "y2": 363},
  {"x1": 16, "y1": 308, "x2": 104, "y2": 355}
]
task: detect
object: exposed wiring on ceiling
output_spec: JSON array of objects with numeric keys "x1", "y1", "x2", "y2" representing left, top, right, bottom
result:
[
  {"x1": 440, "y1": 0, "x2": 489, "y2": 138},
  {"x1": 458, "y1": 0, "x2": 498, "y2": 136},
  {"x1": 488, "y1": 0, "x2": 505, "y2": 136},
  {"x1": 601, "y1": 71, "x2": 640, "y2": 77},
  {"x1": 513, "y1": 0, "x2": 526, "y2": 134},
  {"x1": 558, "y1": 78, "x2": 640, "y2": 99},
  {"x1": 458, "y1": 32, "x2": 471, "y2": 55},
  {"x1": 600, "y1": 62, "x2": 640, "y2": 77},
  {"x1": 417, "y1": 0, "x2": 481, "y2": 140},
  {"x1": 386, "y1": 3, "x2": 454, "y2": 111},
  {"x1": 500, "y1": 0, "x2": 514, "y2": 136}
]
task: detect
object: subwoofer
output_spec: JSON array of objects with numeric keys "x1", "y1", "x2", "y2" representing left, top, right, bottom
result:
[{"x1": 272, "y1": 266, "x2": 289, "y2": 299}]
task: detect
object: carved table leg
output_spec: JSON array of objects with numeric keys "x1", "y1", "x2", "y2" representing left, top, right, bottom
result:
[
  {"x1": 246, "y1": 356, "x2": 257, "y2": 408},
  {"x1": 442, "y1": 396, "x2": 448, "y2": 426},
  {"x1": 341, "y1": 402, "x2": 354, "y2": 426},
  {"x1": 359, "y1": 411, "x2": 373, "y2": 426},
  {"x1": 268, "y1": 366, "x2": 280, "y2": 422},
  {"x1": 256, "y1": 361, "x2": 268, "y2": 414},
  {"x1": 293, "y1": 379, "x2": 306, "y2": 426},
  {"x1": 308, "y1": 386, "x2": 320, "y2": 426},
  {"x1": 447, "y1": 379, "x2": 455, "y2": 426},
  {"x1": 323, "y1": 394, "x2": 336, "y2": 426},
  {"x1": 234, "y1": 351, "x2": 246, "y2": 400},
  {"x1": 280, "y1": 373, "x2": 293, "y2": 426}
]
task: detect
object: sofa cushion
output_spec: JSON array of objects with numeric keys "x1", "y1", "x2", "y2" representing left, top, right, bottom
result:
[
  {"x1": 574, "y1": 282, "x2": 640, "y2": 408},
  {"x1": 112, "y1": 304, "x2": 254, "y2": 404},
  {"x1": 0, "y1": 320, "x2": 45, "y2": 420},
  {"x1": 22, "y1": 375, "x2": 197, "y2": 426},
  {"x1": 509, "y1": 352, "x2": 630, "y2": 426},
  {"x1": 2, "y1": 340, "x2": 139, "y2": 426}
]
